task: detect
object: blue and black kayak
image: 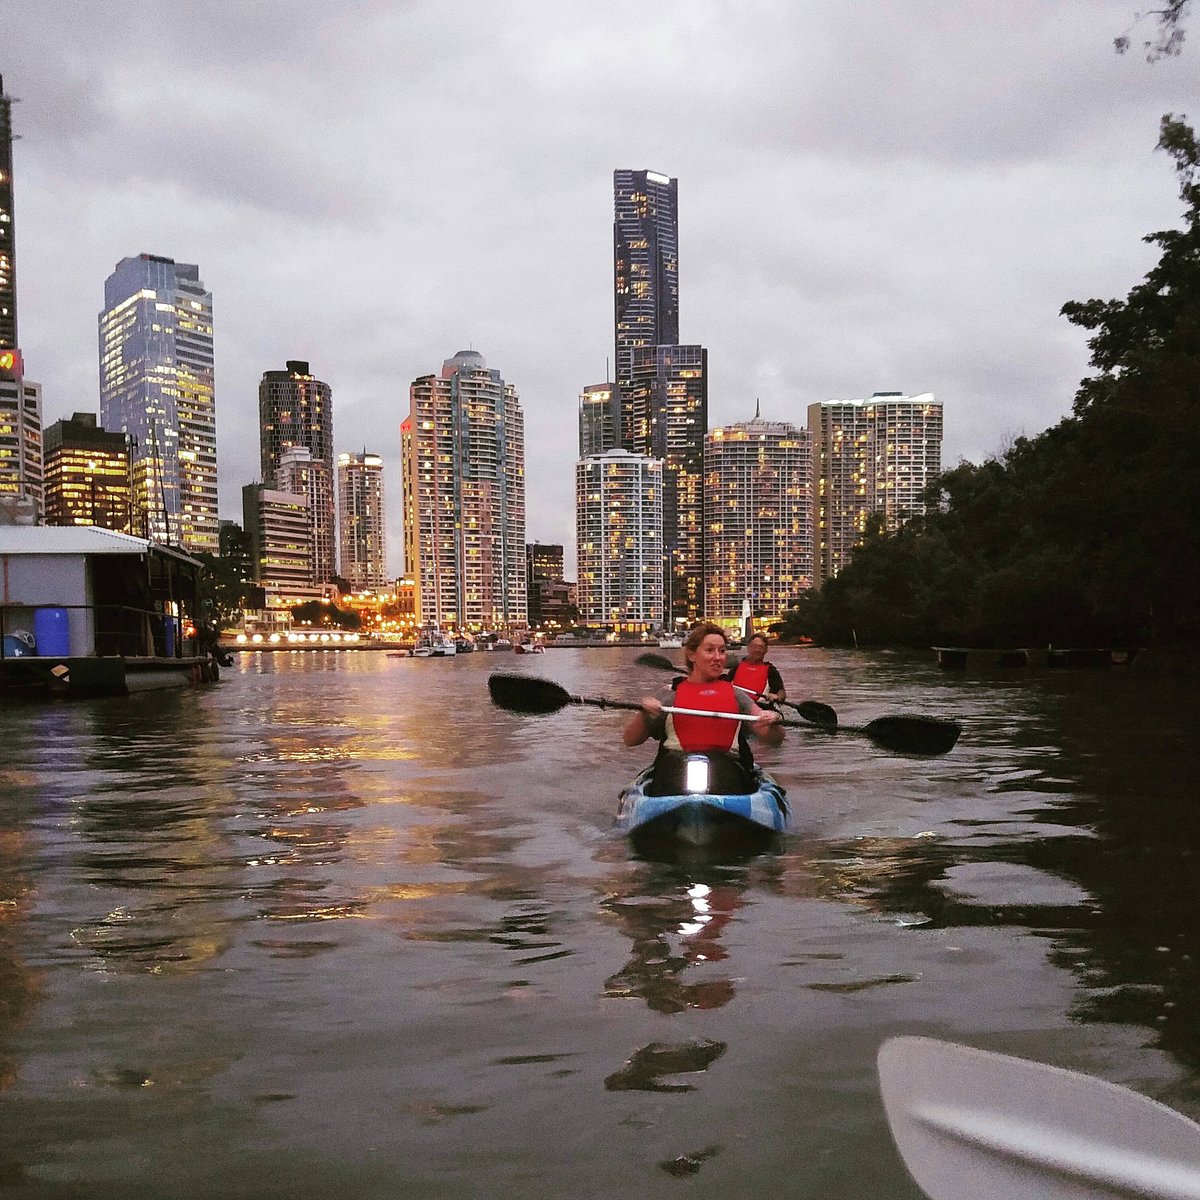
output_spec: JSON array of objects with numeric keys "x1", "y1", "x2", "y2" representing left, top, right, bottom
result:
[{"x1": 616, "y1": 752, "x2": 788, "y2": 847}]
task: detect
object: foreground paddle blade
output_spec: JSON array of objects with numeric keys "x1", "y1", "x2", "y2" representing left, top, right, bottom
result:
[
  {"x1": 879, "y1": 1036, "x2": 1200, "y2": 1200},
  {"x1": 635, "y1": 652, "x2": 677, "y2": 671},
  {"x1": 487, "y1": 672, "x2": 571, "y2": 714},
  {"x1": 861, "y1": 716, "x2": 961, "y2": 755}
]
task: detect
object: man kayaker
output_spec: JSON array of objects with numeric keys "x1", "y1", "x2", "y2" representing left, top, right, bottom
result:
[
  {"x1": 624, "y1": 622, "x2": 783, "y2": 792},
  {"x1": 727, "y1": 632, "x2": 786, "y2": 706}
]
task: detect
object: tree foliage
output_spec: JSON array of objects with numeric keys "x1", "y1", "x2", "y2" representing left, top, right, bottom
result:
[{"x1": 805, "y1": 117, "x2": 1200, "y2": 648}]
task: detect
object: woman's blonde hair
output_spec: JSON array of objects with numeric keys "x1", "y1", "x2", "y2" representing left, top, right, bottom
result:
[{"x1": 683, "y1": 621, "x2": 728, "y2": 665}]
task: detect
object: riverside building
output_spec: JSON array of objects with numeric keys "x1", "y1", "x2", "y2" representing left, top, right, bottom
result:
[
  {"x1": 807, "y1": 392, "x2": 943, "y2": 587},
  {"x1": 98, "y1": 255, "x2": 218, "y2": 552},
  {"x1": 401, "y1": 350, "x2": 526, "y2": 631},
  {"x1": 337, "y1": 450, "x2": 387, "y2": 591},
  {"x1": 575, "y1": 449, "x2": 662, "y2": 631},
  {"x1": 704, "y1": 415, "x2": 813, "y2": 629},
  {"x1": 258, "y1": 361, "x2": 335, "y2": 584},
  {"x1": 42, "y1": 413, "x2": 131, "y2": 532},
  {"x1": 621, "y1": 343, "x2": 707, "y2": 625}
]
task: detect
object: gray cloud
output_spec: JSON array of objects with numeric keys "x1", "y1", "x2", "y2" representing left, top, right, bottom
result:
[{"x1": 2, "y1": 0, "x2": 1192, "y2": 574}]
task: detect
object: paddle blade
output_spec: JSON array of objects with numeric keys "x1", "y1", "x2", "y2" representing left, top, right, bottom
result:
[
  {"x1": 879, "y1": 1036, "x2": 1200, "y2": 1200},
  {"x1": 862, "y1": 715, "x2": 961, "y2": 755},
  {"x1": 487, "y1": 672, "x2": 572, "y2": 714},
  {"x1": 635, "y1": 652, "x2": 677, "y2": 671},
  {"x1": 795, "y1": 700, "x2": 838, "y2": 727}
]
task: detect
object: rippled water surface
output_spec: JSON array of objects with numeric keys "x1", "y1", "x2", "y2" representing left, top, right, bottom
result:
[{"x1": 2, "y1": 647, "x2": 1199, "y2": 1197}]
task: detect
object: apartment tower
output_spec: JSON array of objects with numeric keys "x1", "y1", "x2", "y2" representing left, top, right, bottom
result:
[
  {"x1": 401, "y1": 350, "x2": 526, "y2": 630},
  {"x1": 807, "y1": 392, "x2": 943, "y2": 587},
  {"x1": 258, "y1": 361, "x2": 335, "y2": 583},
  {"x1": 42, "y1": 413, "x2": 132, "y2": 531},
  {"x1": 704, "y1": 415, "x2": 814, "y2": 629},
  {"x1": 575, "y1": 449, "x2": 663, "y2": 631},
  {"x1": 99, "y1": 255, "x2": 218, "y2": 551},
  {"x1": 337, "y1": 450, "x2": 387, "y2": 591}
]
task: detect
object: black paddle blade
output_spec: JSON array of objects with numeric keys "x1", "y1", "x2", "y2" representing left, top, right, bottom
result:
[
  {"x1": 487, "y1": 672, "x2": 572, "y2": 714},
  {"x1": 795, "y1": 700, "x2": 838, "y2": 727},
  {"x1": 635, "y1": 652, "x2": 677, "y2": 671},
  {"x1": 861, "y1": 715, "x2": 962, "y2": 755}
]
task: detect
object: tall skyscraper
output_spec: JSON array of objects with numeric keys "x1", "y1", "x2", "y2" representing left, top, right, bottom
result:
[
  {"x1": 578, "y1": 381, "x2": 619, "y2": 458},
  {"x1": 43, "y1": 413, "x2": 131, "y2": 531},
  {"x1": 622, "y1": 343, "x2": 707, "y2": 624},
  {"x1": 704, "y1": 416, "x2": 813, "y2": 627},
  {"x1": 0, "y1": 361, "x2": 41, "y2": 520},
  {"x1": 807, "y1": 392, "x2": 943, "y2": 587},
  {"x1": 337, "y1": 450, "x2": 387, "y2": 591},
  {"x1": 576, "y1": 449, "x2": 662, "y2": 630},
  {"x1": 1, "y1": 74, "x2": 18, "y2": 351},
  {"x1": 613, "y1": 169, "x2": 679, "y2": 408},
  {"x1": 99, "y1": 255, "x2": 218, "y2": 551},
  {"x1": 274, "y1": 444, "x2": 333, "y2": 586},
  {"x1": 401, "y1": 350, "x2": 526, "y2": 630},
  {"x1": 258, "y1": 361, "x2": 335, "y2": 584}
]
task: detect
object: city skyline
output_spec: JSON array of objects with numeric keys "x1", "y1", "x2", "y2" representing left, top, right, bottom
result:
[{"x1": 2, "y1": 4, "x2": 1192, "y2": 577}]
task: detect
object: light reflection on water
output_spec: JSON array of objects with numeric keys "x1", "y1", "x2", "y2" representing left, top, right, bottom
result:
[{"x1": 1, "y1": 646, "x2": 1199, "y2": 1196}]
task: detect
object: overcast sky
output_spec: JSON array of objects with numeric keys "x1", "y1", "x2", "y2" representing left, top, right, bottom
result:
[{"x1": 2, "y1": 2, "x2": 1194, "y2": 576}]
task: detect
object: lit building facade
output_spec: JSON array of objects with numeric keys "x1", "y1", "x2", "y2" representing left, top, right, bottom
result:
[
  {"x1": 622, "y1": 343, "x2": 707, "y2": 624},
  {"x1": 274, "y1": 445, "x2": 333, "y2": 586},
  {"x1": 613, "y1": 169, "x2": 679, "y2": 409},
  {"x1": 807, "y1": 392, "x2": 943, "y2": 587},
  {"x1": 258, "y1": 361, "x2": 335, "y2": 583},
  {"x1": 1, "y1": 74, "x2": 18, "y2": 352},
  {"x1": 575, "y1": 449, "x2": 662, "y2": 630},
  {"x1": 578, "y1": 382, "x2": 618, "y2": 458},
  {"x1": 401, "y1": 350, "x2": 526, "y2": 630},
  {"x1": 337, "y1": 450, "x2": 387, "y2": 591},
  {"x1": 43, "y1": 413, "x2": 132, "y2": 531},
  {"x1": 704, "y1": 416, "x2": 813, "y2": 628},
  {"x1": 98, "y1": 255, "x2": 218, "y2": 552},
  {"x1": 526, "y1": 541, "x2": 563, "y2": 628},
  {"x1": 0, "y1": 365, "x2": 40, "y2": 519},
  {"x1": 241, "y1": 482, "x2": 323, "y2": 629}
]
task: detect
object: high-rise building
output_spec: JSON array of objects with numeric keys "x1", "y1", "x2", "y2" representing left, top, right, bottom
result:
[
  {"x1": 99, "y1": 255, "x2": 218, "y2": 552},
  {"x1": 575, "y1": 449, "x2": 662, "y2": 631},
  {"x1": 0, "y1": 357, "x2": 40, "y2": 521},
  {"x1": 1, "y1": 74, "x2": 19, "y2": 352},
  {"x1": 274, "y1": 445, "x2": 333, "y2": 586},
  {"x1": 526, "y1": 541, "x2": 563, "y2": 628},
  {"x1": 258, "y1": 361, "x2": 335, "y2": 583},
  {"x1": 622, "y1": 343, "x2": 707, "y2": 624},
  {"x1": 807, "y1": 392, "x2": 943, "y2": 587},
  {"x1": 578, "y1": 382, "x2": 619, "y2": 458},
  {"x1": 337, "y1": 450, "x2": 387, "y2": 591},
  {"x1": 401, "y1": 350, "x2": 526, "y2": 630},
  {"x1": 704, "y1": 416, "x2": 814, "y2": 628},
  {"x1": 43, "y1": 413, "x2": 132, "y2": 531},
  {"x1": 613, "y1": 169, "x2": 679, "y2": 408},
  {"x1": 241, "y1": 482, "x2": 322, "y2": 630}
]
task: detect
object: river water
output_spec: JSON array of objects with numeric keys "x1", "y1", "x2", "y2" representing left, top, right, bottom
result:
[{"x1": 1, "y1": 646, "x2": 1199, "y2": 1197}]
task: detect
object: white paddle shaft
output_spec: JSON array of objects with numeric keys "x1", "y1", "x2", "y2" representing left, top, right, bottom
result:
[{"x1": 661, "y1": 704, "x2": 760, "y2": 722}]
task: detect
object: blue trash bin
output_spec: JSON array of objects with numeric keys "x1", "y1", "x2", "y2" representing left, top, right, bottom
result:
[
  {"x1": 164, "y1": 616, "x2": 178, "y2": 658},
  {"x1": 34, "y1": 607, "x2": 70, "y2": 657}
]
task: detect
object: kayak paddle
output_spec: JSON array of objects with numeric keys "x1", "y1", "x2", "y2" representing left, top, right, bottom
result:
[
  {"x1": 878, "y1": 1036, "x2": 1200, "y2": 1200},
  {"x1": 633, "y1": 652, "x2": 960, "y2": 754},
  {"x1": 488, "y1": 673, "x2": 960, "y2": 754}
]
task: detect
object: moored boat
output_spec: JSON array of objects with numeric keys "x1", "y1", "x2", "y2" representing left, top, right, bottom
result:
[
  {"x1": 616, "y1": 752, "x2": 788, "y2": 848},
  {"x1": 1, "y1": 526, "x2": 222, "y2": 699}
]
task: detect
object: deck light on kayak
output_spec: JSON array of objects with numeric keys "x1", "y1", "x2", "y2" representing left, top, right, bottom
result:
[{"x1": 684, "y1": 756, "x2": 710, "y2": 794}]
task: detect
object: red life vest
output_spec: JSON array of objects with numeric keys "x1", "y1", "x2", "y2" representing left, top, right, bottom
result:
[
  {"x1": 668, "y1": 679, "x2": 741, "y2": 753},
  {"x1": 731, "y1": 660, "x2": 770, "y2": 698}
]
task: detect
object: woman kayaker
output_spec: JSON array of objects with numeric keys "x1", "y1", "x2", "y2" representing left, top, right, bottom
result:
[
  {"x1": 727, "y1": 632, "x2": 786, "y2": 705},
  {"x1": 623, "y1": 622, "x2": 783, "y2": 792}
]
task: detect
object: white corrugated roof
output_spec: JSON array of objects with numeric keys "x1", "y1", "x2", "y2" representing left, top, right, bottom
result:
[{"x1": 0, "y1": 525, "x2": 153, "y2": 556}]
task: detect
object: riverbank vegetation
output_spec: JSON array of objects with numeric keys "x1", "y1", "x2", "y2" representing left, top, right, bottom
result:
[{"x1": 780, "y1": 117, "x2": 1200, "y2": 650}]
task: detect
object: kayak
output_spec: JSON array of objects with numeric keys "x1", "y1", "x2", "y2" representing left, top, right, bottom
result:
[{"x1": 616, "y1": 753, "x2": 788, "y2": 847}]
